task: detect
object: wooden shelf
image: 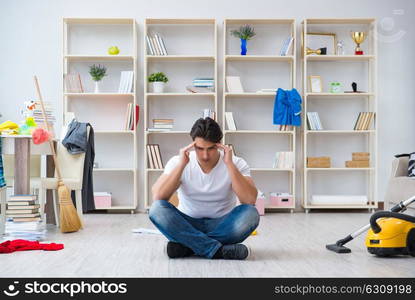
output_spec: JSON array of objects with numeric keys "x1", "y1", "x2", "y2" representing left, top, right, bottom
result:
[
  {"x1": 93, "y1": 168, "x2": 135, "y2": 172},
  {"x1": 305, "y1": 18, "x2": 375, "y2": 25},
  {"x1": 94, "y1": 130, "x2": 135, "y2": 134},
  {"x1": 145, "y1": 130, "x2": 188, "y2": 134},
  {"x1": 266, "y1": 206, "x2": 296, "y2": 209},
  {"x1": 225, "y1": 92, "x2": 275, "y2": 97},
  {"x1": 64, "y1": 18, "x2": 134, "y2": 25},
  {"x1": 224, "y1": 130, "x2": 294, "y2": 134},
  {"x1": 250, "y1": 168, "x2": 293, "y2": 172},
  {"x1": 64, "y1": 93, "x2": 134, "y2": 97},
  {"x1": 306, "y1": 130, "x2": 375, "y2": 134},
  {"x1": 146, "y1": 18, "x2": 215, "y2": 25},
  {"x1": 305, "y1": 92, "x2": 374, "y2": 97},
  {"x1": 226, "y1": 19, "x2": 295, "y2": 25},
  {"x1": 146, "y1": 169, "x2": 164, "y2": 172},
  {"x1": 95, "y1": 206, "x2": 136, "y2": 210},
  {"x1": 226, "y1": 55, "x2": 294, "y2": 62},
  {"x1": 64, "y1": 55, "x2": 135, "y2": 62},
  {"x1": 306, "y1": 55, "x2": 374, "y2": 61},
  {"x1": 63, "y1": 18, "x2": 138, "y2": 212},
  {"x1": 303, "y1": 204, "x2": 376, "y2": 209},
  {"x1": 146, "y1": 92, "x2": 215, "y2": 97},
  {"x1": 146, "y1": 55, "x2": 215, "y2": 62},
  {"x1": 306, "y1": 168, "x2": 374, "y2": 171}
]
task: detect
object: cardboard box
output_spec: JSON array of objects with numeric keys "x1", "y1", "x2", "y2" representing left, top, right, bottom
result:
[
  {"x1": 345, "y1": 160, "x2": 370, "y2": 168},
  {"x1": 307, "y1": 156, "x2": 331, "y2": 168},
  {"x1": 352, "y1": 152, "x2": 370, "y2": 161}
]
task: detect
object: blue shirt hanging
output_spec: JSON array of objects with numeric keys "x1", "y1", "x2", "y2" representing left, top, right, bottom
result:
[{"x1": 273, "y1": 88, "x2": 302, "y2": 126}]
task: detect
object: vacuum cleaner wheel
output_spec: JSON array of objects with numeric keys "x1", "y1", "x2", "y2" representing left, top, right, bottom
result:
[{"x1": 407, "y1": 228, "x2": 415, "y2": 257}]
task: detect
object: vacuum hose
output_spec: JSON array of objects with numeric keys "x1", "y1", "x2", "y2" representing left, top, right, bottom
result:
[{"x1": 370, "y1": 211, "x2": 415, "y2": 234}]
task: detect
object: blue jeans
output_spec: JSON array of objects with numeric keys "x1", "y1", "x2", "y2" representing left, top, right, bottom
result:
[{"x1": 149, "y1": 200, "x2": 260, "y2": 258}]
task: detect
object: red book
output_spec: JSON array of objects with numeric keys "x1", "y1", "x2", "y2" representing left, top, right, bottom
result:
[{"x1": 131, "y1": 105, "x2": 139, "y2": 130}]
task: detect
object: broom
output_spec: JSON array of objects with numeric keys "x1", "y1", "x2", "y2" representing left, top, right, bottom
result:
[{"x1": 33, "y1": 76, "x2": 82, "y2": 233}]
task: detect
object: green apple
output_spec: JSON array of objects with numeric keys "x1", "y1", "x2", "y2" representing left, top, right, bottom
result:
[{"x1": 108, "y1": 46, "x2": 120, "y2": 55}]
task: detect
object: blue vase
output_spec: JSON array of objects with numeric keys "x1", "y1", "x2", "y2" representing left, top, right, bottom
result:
[{"x1": 240, "y1": 38, "x2": 247, "y2": 55}]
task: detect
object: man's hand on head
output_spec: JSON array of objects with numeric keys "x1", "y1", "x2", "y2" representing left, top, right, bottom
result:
[
  {"x1": 179, "y1": 141, "x2": 196, "y2": 167},
  {"x1": 216, "y1": 143, "x2": 234, "y2": 166}
]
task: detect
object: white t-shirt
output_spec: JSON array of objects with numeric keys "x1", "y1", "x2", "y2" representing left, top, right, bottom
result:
[{"x1": 163, "y1": 150, "x2": 251, "y2": 218}]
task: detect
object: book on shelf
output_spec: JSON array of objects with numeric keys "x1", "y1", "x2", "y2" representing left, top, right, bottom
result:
[
  {"x1": 147, "y1": 144, "x2": 164, "y2": 169},
  {"x1": 192, "y1": 78, "x2": 214, "y2": 88},
  {"x1": 124, "y1": 103, "x2": 139, "y2": 130},
  {"x1": 279, "y1": 36, "x2": 294, "y2": 56},
  {"x1": 147, "y1": 33, "x2": 168, "y2": 56},
  {"x1": 8, "y1": 195, "x2": 37, "y2": 201},
  {"x1": 225, "y1": 76, "x2": 244, "y2": 93},
  {"x1": 273, "y1": 152, "x2": 294, "y2": 169},
  {"x1": 118, "y1": 71, "x2": 134, "y2": 93},
  {"x1": 203, "y1": 108, "x2": 216, "y2": 120},
  {"x1": 225, "y1": 112, "x2": 237, "y2": 131},
  {"x1": 307, "y1": 112, "x2": 323, "y2": 130},
  {"x1": 186, "y1": 86, "x2": 213, "y2": 93},
  {"x1": 64, "y1": 73, "x2": 84, "y2": 93},
  {"x1": 353, "y1": 112, "x2": 375, "y2": 130}
]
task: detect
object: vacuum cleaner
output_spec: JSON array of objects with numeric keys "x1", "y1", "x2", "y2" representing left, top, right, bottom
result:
[{"x1": 326, "y1": 195, "x2": 415, "y2": 256}]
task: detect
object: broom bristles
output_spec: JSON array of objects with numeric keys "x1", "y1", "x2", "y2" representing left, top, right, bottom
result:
[{"x1": 58, "y1": 182, "x2": 82, "y2": 233}]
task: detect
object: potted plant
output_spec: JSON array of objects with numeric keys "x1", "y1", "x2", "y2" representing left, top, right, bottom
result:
[
  {"x1": 148, "y1": 72, "x2": 168, "y2": 93},
  {"x1": 231, "y1": 25, "x2": 256, "y2": 55},
  {"x1": 89, "y1": 64, "x2": 107, "y2": 93}
]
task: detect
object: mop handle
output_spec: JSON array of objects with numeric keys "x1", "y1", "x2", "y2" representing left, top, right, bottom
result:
[{"x1": 33, "y1": 76, "x2": 63, "y2": 181}]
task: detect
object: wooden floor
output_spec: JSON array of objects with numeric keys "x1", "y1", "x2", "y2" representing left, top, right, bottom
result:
[{"x1": 1, "y1": 212, "x2": 414, "y2": 277}]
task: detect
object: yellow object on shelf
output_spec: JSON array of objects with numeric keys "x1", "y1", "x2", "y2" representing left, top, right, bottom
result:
[{"x1": 0, "y1": 120, "x2": 19, "y2": 135}]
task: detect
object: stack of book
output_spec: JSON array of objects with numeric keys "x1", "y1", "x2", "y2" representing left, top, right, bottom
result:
[
  {"x1": 118, "y1": 71, "x2": 134, "y2": 93},
  {"x1": 147, "y1": 144, "x2": 164, "y2": 169},
  {"x1": 203, "y1": 108, "x2": 216, "y2": 120},
  {"x1": 6, "y1": 195, "x2": 40, "y2": 222},
  {"x1": 307, "y1": 112, "x2": 323, "y2": 130},
  {"x1": 124, "y1": 104, "x2": 139, "y2": 130},
  {"x1": 146, "y1": 33, "x2": 168, "y2": 56},
  {"x1": 280, "y1": 36, "x2": 294, "y2": 56},
  {"x1": 33, "y1": 101, "x2": 56, "y2": 129},
  {"x1": 273, "y1": 152, "x2": 294, "y2": 169},
  {"x1": 353, "y1": 112, "x2": 375, "y2": 130},
  {"x1": 149, "y1": 119, "x2": 174, "y2": 131},
  {"x1": 186, "y1": 78, "x2": 215, "y2": 93},
  {"x1": 64, "y1": 73, "x2": 84, "y2": 93}
]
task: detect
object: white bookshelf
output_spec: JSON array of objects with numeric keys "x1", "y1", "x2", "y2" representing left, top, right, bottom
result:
[
  {"x1": 143, "y1": 18, "x2": 217, "y2": 209},
  {"x1": 223, "y1": 19, "x2": 296, "y2": 212},
  {"x1": 63, "y1": 18, "x2": 138, "y2": 213},
  {"x1": 302, "y1": 18, "x2": 377, "y2": 212}
]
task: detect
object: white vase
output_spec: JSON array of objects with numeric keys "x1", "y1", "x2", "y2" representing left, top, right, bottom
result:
[
  {"x1": 152, "y1": 82, "x2": 165, "y2": 93},
  {"x1": 94, "y1": 81, "x2": 100, "y2": 93}
]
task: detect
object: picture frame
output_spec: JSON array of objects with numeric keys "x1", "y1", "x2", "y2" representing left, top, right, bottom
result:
[
  {"x1": 306, "y1": 32, "x2": 337, "y2": 55},
  {"x1": 309, "y1": 75, "x2": 322, "y2": 93}
]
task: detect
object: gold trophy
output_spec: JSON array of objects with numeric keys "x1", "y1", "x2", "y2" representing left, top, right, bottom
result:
[
  {"x1": 306, "y1": 47, "x2": 327, "y2": 55},
  {"x1": 351, "y1": 32, "x2": 366, "y2": 55}
]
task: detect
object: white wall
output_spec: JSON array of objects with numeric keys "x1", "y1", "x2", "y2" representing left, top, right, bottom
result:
[{"x1": 1, "y1": 0, "x2": 414, "y2": 209}]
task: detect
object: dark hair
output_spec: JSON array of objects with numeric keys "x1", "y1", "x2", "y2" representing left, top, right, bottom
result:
[{"x1": 190, "y1": 117, "x2": 223, "y2": 143}]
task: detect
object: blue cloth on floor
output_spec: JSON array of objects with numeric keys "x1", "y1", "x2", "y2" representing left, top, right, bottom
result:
[
  {"x1": 0, "y1": 138, "x2": 6, "y2": 188},
  {"x1": 273, "y1": 88, "x2": 302, "y2": 126}
]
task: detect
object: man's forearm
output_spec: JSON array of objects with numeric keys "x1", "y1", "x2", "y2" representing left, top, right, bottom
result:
[
  {"x1": 152, "y1": 163, "x2": 186, "y2": 200},
  {"x1": 227, "y1": 163, "x2": 257, "y2": 204}
]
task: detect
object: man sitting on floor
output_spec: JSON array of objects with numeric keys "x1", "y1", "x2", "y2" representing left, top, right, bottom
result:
[{"x1": 149, "y1": 117, "x2": 259, "y2": 260}]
